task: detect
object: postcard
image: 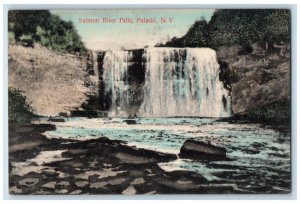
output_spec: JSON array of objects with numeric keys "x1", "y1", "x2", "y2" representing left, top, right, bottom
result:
[{"x1": 8, "y1": 8, "x2": 291, "y2": 195}]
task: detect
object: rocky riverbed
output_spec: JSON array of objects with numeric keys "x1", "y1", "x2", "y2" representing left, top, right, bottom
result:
[{"x1": 9, "y1": 122, "x2": 242, "y2": 195}]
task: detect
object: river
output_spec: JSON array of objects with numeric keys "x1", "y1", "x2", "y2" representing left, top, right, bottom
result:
[{"x1": 38, "y1": 117, "x2": 290, "y2": 193}]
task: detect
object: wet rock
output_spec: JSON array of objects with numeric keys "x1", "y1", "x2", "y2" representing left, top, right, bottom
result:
[
  {"x1": 67, "y1": 149, "x2": 88, "y2": 155},
  {"x1": 114, "y1": 153, "x2": 156, "y2": 164},
  {"x1": 268, "y1": 153, "x2": 289, "y2": 158},
  {"x1": 29, "y1": 162, "x2": 38, "y2": 166},
  {"x1": 123, "y1": 119, "x2": 137, "y2": 125},
  {"x1": 56, "y1": 181, "x2": 69, "y2": 188},
  {"x1": 179, "y1": 139, "x2": 226, "y2": 160},
  {"x1": 90, "y1": 181, "x2": 108, "y2": 189},
  {"x1": 112, "y1": 146, "x2": 176, "y2": 164},
  {"x1": 103, "y1": 163, "x2": 112, "y2": 167},
  {"x1": 178, "y1": 178, "x2": 194, "y2": 184},
  {"x1": 10, "y1": 186, "x2": 23, "y2": 194},
  {"x1": 70, "y1": 190, "x2": 82, "y2": 194},
  {"x1": 59, "y1": 112, "x2": 68, "y2": 117},
  {"x1": 164, "y1": 170, "x2": 207, "y2": 182},
  {"x1": 157, "y1": 178, "x2": 198, "y2": 191},
  {"x1": 75, "y1": 169, "x2": 120, "y2": 180},
  {"x1": 145, "y1": 190, "x2": 157, "y2": 195},
  {"x1": 75, "y1": 181, "x2": 89, "y2": 187},
  {"x1": 88, "y1": 175, "x2": 99, "y2": 182},
  {"x1": 240, "y1": 147, "x2": 260, "y2": 154},
  {"x1": 251, "y1": 142, "x2": 267, "y2": 149},
  {"x1": 19, "y1": 178, "x2": 39, "y2": 186},
  {"x1": 145, "y1": 169, "x2": 152, "y2": 174},
  {"x1": 122, "y1": 185, "x2": 136, "y2": 195},
  {"x1": 48, "y1": 116, "x2": 65, "y2": 122},
  {"x1": 35, "y1": 190, "x2": 52, "y2": 195},
  {"x1": 129, "y1": 170, "x2": 143, "y2": 177},
  {"x1": 42, "y1": 181, "x2": 56, "y2": 189},
  {"x1": 56, "y1": 189, "x2": 68, "y2": 194},
  {"x1": 130, "y1": 178, "x2": 145, "y2": 185},
  {"x1": 108, "y1": 178, "x2": 127, "y2": 185}
]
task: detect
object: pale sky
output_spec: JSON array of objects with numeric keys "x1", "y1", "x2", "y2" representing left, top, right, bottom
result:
[{"x1": 51, "y1": 9, "x2": 215, "y2": 51}]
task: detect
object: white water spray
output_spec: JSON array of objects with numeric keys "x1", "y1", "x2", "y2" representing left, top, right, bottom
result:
[{"x1": 101, "y1": 48, "x2": 231, "y2": 117}]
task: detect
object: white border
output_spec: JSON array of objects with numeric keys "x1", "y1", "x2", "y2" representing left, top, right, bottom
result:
[{"x1": 1, "y1": 1, "x2": 299, "y2": 202}]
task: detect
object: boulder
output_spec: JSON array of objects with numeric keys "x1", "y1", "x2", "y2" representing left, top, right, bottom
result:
[
  {"x1": 123, "y1": 119, "x2": 137, "y2": 125},
  {"x1": 48, "y1": 116, "x2": 65, "y2": 122},
  {"x1": 179, "y1": 139, "x2": 226, "y2": 160}
]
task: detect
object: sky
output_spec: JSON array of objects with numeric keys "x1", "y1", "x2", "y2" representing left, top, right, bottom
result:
[{"x1": 51, "y1": 9, "x2": 215, "y2": 51}]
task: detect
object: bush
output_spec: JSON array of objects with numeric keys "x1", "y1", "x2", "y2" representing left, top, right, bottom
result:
[
  {"x1": 19, "y1": 34, "x2": 34, "y2": 47},
  {"x1": 8, "y1": 87, "x2": 35, "y2": 122},
  {"x1": 233, "y1": 100, "x2": 291, "y2": 132},
  {"x1": 245, "y1": 100, "x2": 290, "y2": 125}
]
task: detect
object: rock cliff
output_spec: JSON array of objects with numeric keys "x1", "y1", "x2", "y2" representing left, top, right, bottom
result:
[
  {"x1": 8, "y1": 44, "x2": 96, "y2": 116},
  {"x1": 217, "y1": 43, "x2": 290, "y2": 114}
]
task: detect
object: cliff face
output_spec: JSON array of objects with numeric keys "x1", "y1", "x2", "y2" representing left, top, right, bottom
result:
[
  {"x1": 8, "y1": 44, "x2": 96, "y2": 116},
  {"x1": 217, "y1": 43, "x2": 291, "y2": 114}
]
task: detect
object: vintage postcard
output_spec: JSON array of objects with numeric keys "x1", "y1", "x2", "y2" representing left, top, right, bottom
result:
[{"x1": 8, "y1": 9, "x2": 291, "y2": 195}]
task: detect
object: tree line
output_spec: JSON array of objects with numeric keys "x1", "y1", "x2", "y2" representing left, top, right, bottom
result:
[
  {"x1": 157, "y1": 9, "x2": 290, "y2": 49},
  {"x1": 8, "y1": 10, "x2": 87, "y2": 54}
]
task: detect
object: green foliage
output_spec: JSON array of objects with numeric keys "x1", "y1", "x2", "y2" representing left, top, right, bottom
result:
[
  {"x1": 8, "y1": 87, "x2": 35, "y2": 122},
  {"x1": 8, "y1": 10, "x2": 87, "y2": 54},
  {"x1": 161, "y1": 36, "x2": 184, "y2": 47},
  {"x1": 209, "y1": 10, "x2": 261, "y2": 47},
  {"x1": 253, "y1": 100, "x2": 290, "y2": 124},
  {"x1": 209, "y1": 9, "x2": 290, "y2": 48},
  {"x1": 237, "y1": 100, "x2": 291, "y2": 132},
  {"x1": 158, "y1": 9, "x2": 291, "y2": 49},
  {"x1": 158, "y1": 19, "x2": 209, "y2": 47},
  {"x1": 183, "y1": 20, "x2": 210, "y2": 47},
  {"x1": 262, "y1": 10, "x2": 291, "y2": 43}
]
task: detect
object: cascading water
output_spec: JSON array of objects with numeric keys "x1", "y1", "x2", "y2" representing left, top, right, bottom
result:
[
  {"x1": 102, "y1": 50, "x2": 132, "y2": 117},
  {"x1": 100, "y1": 48, "x2": 231, "y2": 117},
  {"x1": 139, "y1": 48, "x2": 231, "y2": 117}
]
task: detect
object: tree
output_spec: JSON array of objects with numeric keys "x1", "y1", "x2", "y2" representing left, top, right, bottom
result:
[
  {"x1": 8, "y1": 10, "x2": 87, "y2": 54},
  {"x1": 8, "y1": 10, "x2": 51, "y2": 42},
  {"x1": 156, "y1": 19, "x2": 210, "y2": 48},
  {"x1": 182, "y1": 19, "x2": 210, "y2": 47},
  {"x1": 209, "y1": 9, "x2": 264, "y2": 47},
  {"x1": 262, "y1": 9, "x2": 291, "y2": 44}
]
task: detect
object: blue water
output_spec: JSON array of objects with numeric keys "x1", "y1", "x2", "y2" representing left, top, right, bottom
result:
[{"x1": 44, "y1": 117, "x2": 291, "y2": 193}]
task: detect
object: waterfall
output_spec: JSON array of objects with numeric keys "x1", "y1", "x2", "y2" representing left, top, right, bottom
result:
[
  {"x1": 102, "y1": 50, "x2": 131, "y2": 117},
  {"x1": 100, "y1": 48, "x2": 231, "y2": 117}
]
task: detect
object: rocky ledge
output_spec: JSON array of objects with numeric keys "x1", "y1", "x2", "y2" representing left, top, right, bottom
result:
[{"x1": 9, "y1": 122, "x2": 241, "y2": 195}]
